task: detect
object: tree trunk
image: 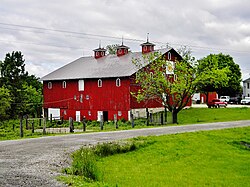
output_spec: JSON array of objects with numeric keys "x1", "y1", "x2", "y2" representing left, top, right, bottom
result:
[{"x1": 172, "y1": 110, "x2": 178, "y2": 124}]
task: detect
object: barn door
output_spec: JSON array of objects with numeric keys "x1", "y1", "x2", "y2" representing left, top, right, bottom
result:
[{"x1": 76, "y1": 111, "x2": 80, "y2": 122}]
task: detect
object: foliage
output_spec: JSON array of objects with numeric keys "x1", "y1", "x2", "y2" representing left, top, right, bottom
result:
[
  {"x1": 0, "y1": 51, "x2": 42, "y2": 118},
  {"x1": 132, "y1": 48, "x2": 197, "y2": 123},
  {"x1": 197, "y1": 53, "x2": 241, "y2": 97},
  {"x1": 105, "y1": 44, "x2": 119, "y2": 55},
  {"x1": 62, "y1": 140, "x2": 147, "y2": 182},
  {"x1": 2, "y1": 107, "x2": 250, "y2": 141},
  {"x1": 132, "y1": 48, "x2": 232, "y2": 123},
  {"x1": 0, "y1": 87, "x2": 12, "y2": 119},
  {"x1": 60, "y1": 127, "x2": 250, "y2": 186}
]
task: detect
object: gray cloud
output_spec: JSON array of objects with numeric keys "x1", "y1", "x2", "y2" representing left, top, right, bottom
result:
[{"x1": 0, "y1": 0, "x2": 250, "y2": 80}]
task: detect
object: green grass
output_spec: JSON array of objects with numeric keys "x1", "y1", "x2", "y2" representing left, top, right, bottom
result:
[
  {"x1": 1, "y1": 107, "x2": 250, "y2": 141},
  {"x1": 60, "y1": 127, "x2": 250, "y2": 186},
  {"x1": 178, "y1": 107, "x2": 250, "y2": 124}
]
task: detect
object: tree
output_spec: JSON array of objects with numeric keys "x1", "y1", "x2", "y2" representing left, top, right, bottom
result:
[
  {"x1": 106, "y1": 44, "x2": 119, "y2": 54},
  {"x1": 0, "y1": 51, "x2": 43, "y2": 118},
  {"x1": 0, "y1": 87, "x2": 12, "y2": 120},
  {"x1": 132, "y1": 49, "x2": 197, "y2": 124},
  {"x1": 197, "y1": 53, "x2": 241, "y2": 97},
  {"x1": 132, "y1": 48, "x2": 230, "y2": 124}
]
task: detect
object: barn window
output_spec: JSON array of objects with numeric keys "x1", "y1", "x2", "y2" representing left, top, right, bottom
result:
[
  {"x1": 48, "y1": 82, "x2": 52, "y2": 89},
  {"x1": 101, "y1": 51, "x2": 104, "y2": 56},
  {"x1": 62, "y1": 81, "x2": 66, "y2": 88},
  {"x1": 247, "y1": 83, "x2": 250, "y2": 89},
  {"x1": 143, "y1": 46, "x2": 147, "y2": 51},
  {"x1": 168, "y1": 52, "x2": 171, "y2": 60},
  {"x1": 98, "y1": 79, "x2": 102, "y2": 87},
  {"x1": 96, "y1": 51, "x2": 99, "y2": 56},
  {"x1": 116, "y1": 78, "x2": 121, "y2": 87},
  {"x1": 78, "y1": 80, "x2": 84, "y2": 91}
]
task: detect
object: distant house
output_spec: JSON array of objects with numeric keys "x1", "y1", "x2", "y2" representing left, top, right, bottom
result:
[
  {"x1": 41, "y1": 40, "x2": 191, "y2": 121},
  {"x1": 243, "y1": 77, "x2": 250, "y2": 98}
]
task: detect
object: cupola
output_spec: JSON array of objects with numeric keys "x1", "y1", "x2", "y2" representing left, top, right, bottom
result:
[
  {"x1": 140, "y1": 34, "x2": 155, "y2": 54},
  {"x1": 116, "y1": 38, "x2": 129, "y2": 57},
  {"x1": 93, "y1": 44, "x2": 106, "y2": 59}
]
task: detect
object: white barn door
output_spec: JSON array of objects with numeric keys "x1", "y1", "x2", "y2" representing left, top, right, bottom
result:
[{"x1": 76, "y1": 111, "x2": 81, "y2": 122}]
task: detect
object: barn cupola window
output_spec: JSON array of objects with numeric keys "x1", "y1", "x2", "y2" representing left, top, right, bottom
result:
[
  {"x1": 140, "y1": 33, "x2": 155, "y2": 54},
  {"x1": 116, "y1": 37, "x2": 129, "y2": 57},
  {"x1": 93, "y1": 43, "x2": 106, "y2": 59}
]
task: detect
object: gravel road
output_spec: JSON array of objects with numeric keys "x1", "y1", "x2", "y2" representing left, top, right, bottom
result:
[{"x1": 1, "y1": 120, "x2": 250, "y2": 187}]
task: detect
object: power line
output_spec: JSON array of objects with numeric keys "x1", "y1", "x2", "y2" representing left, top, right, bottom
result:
[{"x1": 0, "y1": 22, "x2": 250, "y2": 54}]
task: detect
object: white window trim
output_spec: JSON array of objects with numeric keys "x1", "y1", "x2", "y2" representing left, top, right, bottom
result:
[
  {"x1": 48, "y1": 82, "x2": 52, "y2": 89},
  {"x1": 78, "y1": 80, "x2": 84, "y2": 91},
  {"x1": 98, "y1": 79, "x2": 102, "y2": 87},
  {"x1": 62, "y1": 81, "x2": 66, "y2": 88},
  {"x1": 143, "y1": 46, "x2": 147, "y2": 51},
  {"x1": 116, "y1": 78, "x2": 121, "y2": 87}
]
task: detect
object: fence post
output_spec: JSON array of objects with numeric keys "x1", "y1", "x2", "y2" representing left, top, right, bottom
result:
[
  {"x1": 146, "y1": 108, "x2": 149, "y2": 126},
  {"x1": 20, "y1": 115, "x2": 23, "y2": 138},
  {"x1": 150, "y1": 113, "x2": 153, "y2": 123},
  {"x1": 61, "y1": 116, "x2": 64, "y2": 124},
  {"x1": 164, "y1": 106, "x2": 167, "y2": 124},
  {"x1": 32, "y1": 120, "x2": 34, "y2": 133},
  {"x1": 131, "y1": 113, "x2": 134, "y2": 128},
  {"x1": 43, "y1": 117, "x2": 46, "y2": 135},
  {"x1": 100, "y1": 115, "x2": 103, "y2": 130},
  {"x1": 114, "y1": 114, "x2": 118, "y2": 129},
  {"x1": 25, "y1": 115, "x2": 29, "y2": 130},
  {"x1": 50, "y1": 113, "x2": 52, "y2": 124},
  {"x1": 69, "y1": 117, "x2": 74, "y2": 133},
  {"x1": 82, "y1": 116, "x2": 86, "y2": 132},
  {"x1": 161, "y1": 113, "x2": 164, "y2": 125},
  {"x1": 39, "y1": 118, "x2": 42, "y2": 127}
]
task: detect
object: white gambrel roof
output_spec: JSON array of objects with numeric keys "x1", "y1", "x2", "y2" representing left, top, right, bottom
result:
[{"x1": 41, "y1": 48, "x2": 171, "y2": 81}]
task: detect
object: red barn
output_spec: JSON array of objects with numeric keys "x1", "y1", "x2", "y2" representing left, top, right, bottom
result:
[{"x1": 41, "y1": 40, "x2": 191, "y2": 121}]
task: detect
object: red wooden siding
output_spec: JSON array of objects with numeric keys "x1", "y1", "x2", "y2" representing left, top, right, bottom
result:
[{"x1": 43, "y1": 77, "x2": 131, "y2": 121}]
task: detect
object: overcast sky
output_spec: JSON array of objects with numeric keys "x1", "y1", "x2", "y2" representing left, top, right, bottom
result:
[{"x1": 1, "y1": 0, "x2": 250, "y2": 80}]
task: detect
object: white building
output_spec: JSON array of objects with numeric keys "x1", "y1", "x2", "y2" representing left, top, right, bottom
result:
[{"x1": 243, "y1": 78, "x2": 250, "y2": 98}]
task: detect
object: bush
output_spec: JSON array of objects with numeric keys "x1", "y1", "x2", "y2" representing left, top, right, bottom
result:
[
  {"x1": 63, "y1": 140, "x2": 149, "y2": 182},
  {"x1": 70, "y1": 147, "x2": 100, "y2": 181}
]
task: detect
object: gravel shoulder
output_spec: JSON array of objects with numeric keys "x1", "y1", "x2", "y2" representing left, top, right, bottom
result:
[{"x1": 1, "y1": 120, "x2": 250, "y2": 187}]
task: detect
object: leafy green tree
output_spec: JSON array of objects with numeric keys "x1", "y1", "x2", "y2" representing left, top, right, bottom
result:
[
  {"x1": 22, "y1": 84, "x2": 43, "y2": 117},
  {"x1": 0, "y1": 51, "x2": 42, "y2": 118},
  {"x1": 132, "y1": 49, "x2": 198, "y2": 124},
  {"x1": 0, "y1": 87, "x2": 12, "y2": 120},
  {"x1": 106, "y1": 44, "x2": 119, "y2": 54},
  {"x1": 132, "y1": 48, "x2": 230, "y2": 124},
  {"x1": 197, "y1": 53, "x2": 241, "y2": 97}
]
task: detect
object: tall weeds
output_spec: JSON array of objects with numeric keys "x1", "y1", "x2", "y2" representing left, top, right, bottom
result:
[{"x1": 63, "y1": 139, "x2": 149, "y2": 181}]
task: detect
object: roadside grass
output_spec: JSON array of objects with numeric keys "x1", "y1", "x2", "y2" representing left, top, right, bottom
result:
[
  {"x1": 59, "y1": 126, "x2": 250, "y2": 187},
  {"x1": 178, "y1": 107, "x2": 250, "y2": 124},
  {"x1": 1, "y1": 107, "x2": 250, "y2": 141}
]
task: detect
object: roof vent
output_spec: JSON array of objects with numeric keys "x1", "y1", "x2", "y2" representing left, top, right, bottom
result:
[
  {"x1": 116, "y1": 37, "x2": 129, "y2": 57},
  {"x1": 140, "y1": 33, "x2": 155, "y2": 54},
  {"x1": 93, "y1": 43, "x2": 107, "y2": 59}
]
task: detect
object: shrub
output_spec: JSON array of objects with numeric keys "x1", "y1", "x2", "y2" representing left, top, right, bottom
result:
[{"x1": 70, "y1": 147, "x2": 100, "y2": 181}]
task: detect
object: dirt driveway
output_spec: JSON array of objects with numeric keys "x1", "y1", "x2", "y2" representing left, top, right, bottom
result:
[{"x1": 1, "y1": 120, "x2": 250, "y2": 187}]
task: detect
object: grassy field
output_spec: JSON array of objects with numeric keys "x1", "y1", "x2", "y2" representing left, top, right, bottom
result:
[
  {"x1": 60, "y1": 126, "x2": 250, "y2": 187},
  {"x1": 1, "y1": 107, "x2": 250, "y2": 140}
]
